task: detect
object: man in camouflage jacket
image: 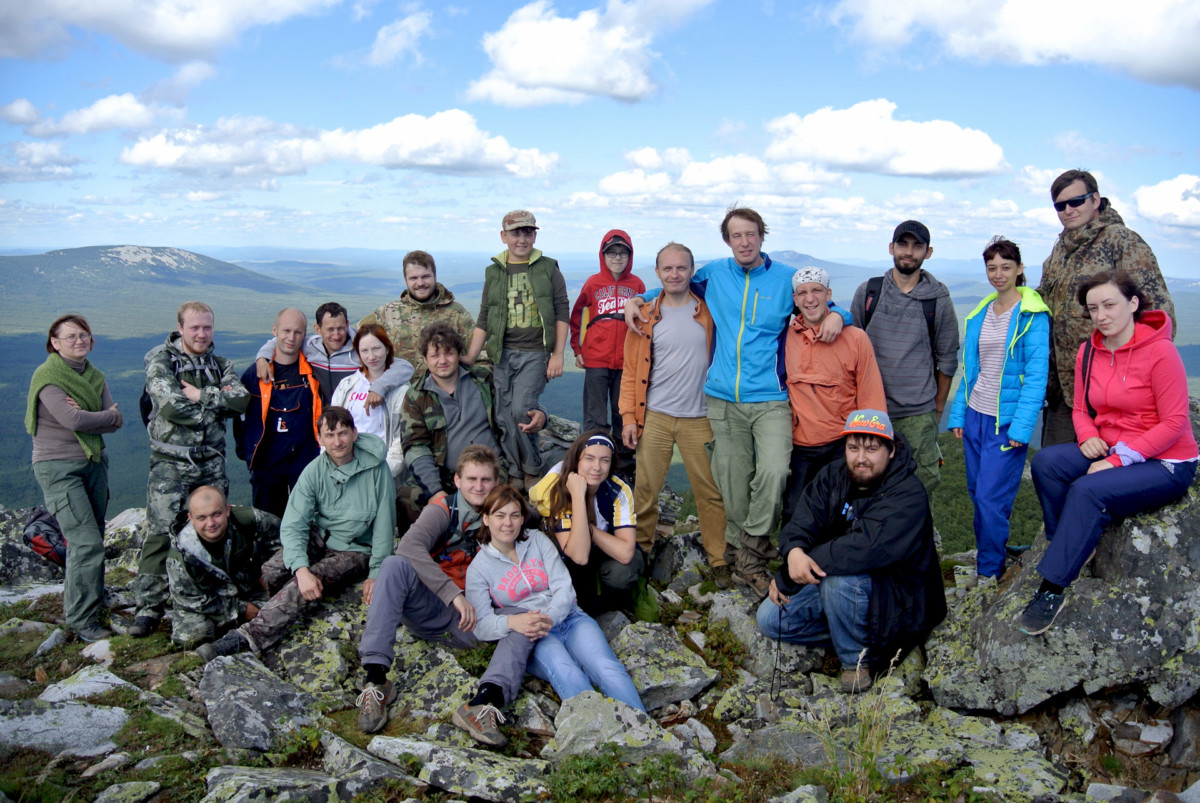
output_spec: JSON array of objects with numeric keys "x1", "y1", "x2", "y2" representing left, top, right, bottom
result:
[
  {"x1": 359, "y1": 250, "x2": 478, "y2": 371},
  {"x1": 131, "y1": 302, "x2": 250, "y2": 636},
  {"x1": 1038, "y1": 170, "x2": 1176, "y2": 446},
  {"x1": 166, "y1": 486, "x2": 280, "y2": 649}
]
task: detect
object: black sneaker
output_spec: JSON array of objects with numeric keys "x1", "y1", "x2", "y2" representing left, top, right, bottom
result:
[
  {"x1": 356, "y1": 680, "x2": 397, "y2": 734},
  {"x1": 1017, "y1": 590, "x2": 1067, "y2": 635},
  {"x1": 127, "y1": 615, "x2": 158, "y2": 638},
  {"x1": 196, "y1": 630, "x2": 248, "y2": 662}
]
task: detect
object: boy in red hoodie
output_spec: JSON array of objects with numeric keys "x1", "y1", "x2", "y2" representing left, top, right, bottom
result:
[{"x1": 570, "y1": 231, "x2": 645, "y2": 463}]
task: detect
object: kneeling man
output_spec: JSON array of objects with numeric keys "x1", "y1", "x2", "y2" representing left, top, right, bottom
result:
[
  {"x1": 166, "y1": 486, "x2": 280, "y2": 649},
  {"x1": 757, "y1": 409, "x2": 945, "y2": 693}
]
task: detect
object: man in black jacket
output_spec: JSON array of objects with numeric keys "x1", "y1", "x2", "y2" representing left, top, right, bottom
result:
[{"x1": 756, "y1": 409, "x2": 946, "y2": 693}]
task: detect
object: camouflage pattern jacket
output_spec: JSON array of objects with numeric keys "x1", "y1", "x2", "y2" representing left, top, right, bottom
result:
[
  {"x1": 1039, "y1": 200, "x2": 1176, "y2": 409},
  {"x1": 401, "y1": 364, "x2": 500, "y2": 497},
  {"x1": 166, "y1": 506, "x2": 281, "y2": 626},
  {"x1": 359, "y1": 284, "x2": 478, "y2": 370},
  {"x1": 144, "y1": 332, "x2": 250, "y2": 462}
]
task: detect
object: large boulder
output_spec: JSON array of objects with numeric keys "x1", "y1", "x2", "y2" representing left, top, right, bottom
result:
[
  {"x1": 369, "y1": 735, "x2": 548, "y2": 802},
  {"x1": 610, "y1": 621, "x2": 718, "y2": 711},
  {"x1": 0, "y1": 698, "x2": 128, "y2": 757},
  {"x1": 198, "y1": 654, "x2": 317, "y2": 751},
  {"x1": 924, "y1": 479, "x2": 1200, "y2": 715}
]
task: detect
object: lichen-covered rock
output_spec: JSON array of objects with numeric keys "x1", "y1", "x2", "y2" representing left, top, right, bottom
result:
[
  {"x1": 93, "y1": 781, "x2": 161, "y2": 803},
  {"x1": 40, "y1": 665, "x2": 133, "y2": 702},
  {"x1": 709, "y1": 589, "x2": 825, "y2": 678},
  {"x1": 610, "y1": 621, "x2": 717, "y2": 711},
  {"x1": 924, "y1": 481, "x2": 1200, "y2": 715},
  {"x1": 651, "y1": 530, "x2": 705, "y2": 586},
  {"x1": 198, "y1": 654, "x2": 316, "y2": 751},
  {"x1": 544, "y1": 691, "x2": 717, "y2": 780},
  {"x1": 104, "y1": 508, "x2": 148, "y2": 574},
  {"x1": 720, "y1": 722, "x2": 829, "y2": 765},
  {"x1": 387, "y1": 630, "x2": 476, "y2": 721},
  {"x1": 594, "y1": 609, "x2": 631, "y2": 642},
  {"x1": 320, "y1": 730, "x2": 417, "y2": 797},
  {"x1": 1084, "y1": 782, "x2": 1150, "y2": 802},
  {"x1": 200, "y1": 766, "x2": 343, "y2": 802},
  {"x1": 368, "y1": 735, "x2": 548, "y2": 802},
  {"x1": 0, "y1": 698, "x2": 127, "y2": 756},
  {"x1": 770, "y1": 785, "x2": 831, "y2": 803},
  {"x1": 1059, "y1": 699, "x2": 1101, "y2": 746},
  {"x1": 262, "y1": 586, "x2": 364, "y2": 711}
]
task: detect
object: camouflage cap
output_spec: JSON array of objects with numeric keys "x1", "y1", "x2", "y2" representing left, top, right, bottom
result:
[{"x1": 502, "y1": 210, "x2": 538, "y2": 231}]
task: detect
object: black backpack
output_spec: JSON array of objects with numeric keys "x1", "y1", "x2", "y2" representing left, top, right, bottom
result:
[
  {"x1": 23, "y1": 507, "x2": 67, "y2": 568},
  {"x1": 862, "y1": 275, "x2": 939, "y2": 367}
]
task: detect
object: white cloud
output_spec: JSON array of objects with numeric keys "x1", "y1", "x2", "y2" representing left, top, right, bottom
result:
[
  {"x1": 764, "y1": 99, "x2": 1007, "y2": 178},
  {"x1": 119, "y1": 109, "x2": 558, "y2": 180},
  {"x1": 599, "y1": 168, "x2": 672, "y2": 194},
  {"x1": 367, "y1": 11, "x2": 432, "y2": 66},
  {"x1": 352, "y1": 0, "x2": 382, "y2": 21},
  {"x1": 1, "y1": 99, "x2": 40, "y2": 125},
  {"x1": 1016, "y1": 166, "x2": 1065, "y2": 196},
  {"x1": 29, "y1": 94, "x2": 161, "y2": 137},
  {"x1": 0, "y1": 0, "x2": 342, "y2": 62},
  {"x1": 143, "y1": 62, "x2": 217, "y2": 105},
  {"x1": 0, "y1": 141, "x2": 81, "y2": 182},
  {"x1": 831, "y1": 0, "x2": 1200, "y2": 90},
  {"x1": 185, "y1": 190, "x2": 223, "y2": 201},
  {"x1": 466, "y1": 0, "x2": 713, "y2": 106},
  {"x1": 623, "y1": 146, "x2": 690, "y2": 170},
  {"x1": 1134, "y1": 174, "x2": 1200, "y2": 228},
  {"x1": 594, "y1": 152, "x2": 845, "y2": 203}
]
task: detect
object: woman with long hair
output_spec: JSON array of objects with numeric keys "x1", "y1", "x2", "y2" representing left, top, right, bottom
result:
[
  {"x1": 25, "y1": 314, "x2": 123, "y2": 641},
  {"x1": 1019, "y1": 271, "x2": 1197, "y2": 635},
  {"x1": 330, "y1": 323, "x2": 412, "y2": 482}
]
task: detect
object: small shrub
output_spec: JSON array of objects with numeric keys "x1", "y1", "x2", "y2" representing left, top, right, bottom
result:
[{"x1": 455, "y1": 641, "x2": 497, "y2": 676}]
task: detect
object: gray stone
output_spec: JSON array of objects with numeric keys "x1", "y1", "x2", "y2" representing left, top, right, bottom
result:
[
  {"x1": 1112, "y1": 718, "x2": 1174, "y2": 757},
  {"x1": 82, "y1": 752, "x2": 132, "y2": 778},
  {"x1": 770, "y1": 786, "x2": 831, "y2": 803},
  {"x1": 652, "y1": 531, "x2": 706, "y2": 585},
  {"x1": 201, "y1": 766, "x2": 343, "y2": 802},
  {"x1": 0, "y1": 671, "x2": 31, "y2": 697},
  {"x1": 34, "y1": 627, "x2": 66, "y2": 656},
  {"x1": 0, "y1": 698, "x2": 127, "y2": 756},
  {"x1": 720, "y1": 723, "x2": 829, "y2": 765},
  {"x1": 92, "y1": 781, "x2": 161, "y2": 803},
  {"x1": 321, "y1": 730, "x2": 417, "y2": 797},
  {"x1": 1060, "y1": 699, "x2": 1101, "y2": 746},
  {"x1": 543, "y1": 691, "x2": 717, "y2": 780},
  {"x1": 924, "y1": 478, "x2": 1200, "y2": 716},
  {"x1": 0, "y1": 617, "x2": 51, "y2": 638},
  {"x1": 387, "y1": 631, "x2": 475, "y2": 721},
  {"x1": 686, "y1": 717, "x2": 718, "y2": 753},
  {"x1": 593, "y1": 609, "x2": 631, "y2": 642},
  {"x1": 104, "y1": 508, "x2": 149, "y2": 574},
  {"x1": 1168, "y1": 705, "x2": 1200, "y2": 769},
  {"x1": 40, "y1": 665, "x2": 135, "y2": 702},
  {"x1": 1085, "y1": 783, "x2": 1150, "y2": 802},
  {"x1": 511, "y1": 694, "x2": 556, "y2": 736},
  {"x1": 81, "y1": 638, "x2": 116, "y2": 666},
  {"x1": 262, "y1": 587, "x2": 363, "y2": 711},
  {"x1": 369, "y1": 735, "x2": 548, "y2": 802},
  {"x1": 610, "y1": 622, "x2": 717, "y2": 711},
  {"x1": 1179, "y1": 778, "x2": 1200, "y2": 803},
  {"x1": 710, "y1": 588, "x2": 825, "y2": 677},
  {"x1": 198, "y1": 654, "x2": 317, "y2": 751}
]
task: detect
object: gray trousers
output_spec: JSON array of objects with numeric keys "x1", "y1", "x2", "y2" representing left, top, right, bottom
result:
[
  {"x1": 359, "y1": 555, "x2": 534, "y2": 706},
  {"x1": 493, "y1": 349, "x2": 549, "y2": 477}
]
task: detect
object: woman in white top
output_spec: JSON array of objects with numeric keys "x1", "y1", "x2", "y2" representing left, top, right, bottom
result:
[{"x1": 331, "y1": 324, "x2": 412, "y2": 483}]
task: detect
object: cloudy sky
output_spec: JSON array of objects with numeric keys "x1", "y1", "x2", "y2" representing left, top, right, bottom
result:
[{"x1": 3, "y1": 0, "x2": 1199, "y2": 273}]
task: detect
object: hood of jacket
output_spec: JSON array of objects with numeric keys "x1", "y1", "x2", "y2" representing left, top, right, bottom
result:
[
  {"x1": 164, "y1": 330, "x2": 216, "y2": 361},
  {"x1": 400, "y1": 282, "x2": 458, "y2": 310},
  {"x1": 872, "y1": 433, "x2": 920, "y2": 496},
  {"x1": 597, "y1": 229, "x2": 635, "y2": 279},
  {"x1": 323, "y1": 430, "x2": 388, "y2": 480},
  {"x1": 1087, "y1": 307, "x2": 1172, "y2": 352},
  {"x1": 962, "y1": 285, "x2": 1051, "y2": 322}
]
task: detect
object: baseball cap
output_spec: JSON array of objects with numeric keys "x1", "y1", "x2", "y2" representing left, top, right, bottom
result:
[
  {"x1": 792, "y1": 266, "x2": 830, "y2": 290},
  {"x1": 502, "y1": 210, "x2": 538, "y2": 231},
  {"x1": 892, "y1": 220, "x2": 931, "y2": 245},
  {"x1": 841, "y1": 409, "x2": 894, "y2": 441}
]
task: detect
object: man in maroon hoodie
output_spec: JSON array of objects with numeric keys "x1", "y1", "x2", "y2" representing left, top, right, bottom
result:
[{"x1": 570, "y1": 231, "x2": 646, "y2": 464}]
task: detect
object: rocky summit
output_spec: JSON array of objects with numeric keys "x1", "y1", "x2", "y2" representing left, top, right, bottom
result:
[{"x1": 2, "y1": 415, "x2": 1200, "y2": 800}]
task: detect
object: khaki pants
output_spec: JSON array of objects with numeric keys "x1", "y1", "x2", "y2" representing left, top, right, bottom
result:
[{"x1": 633, "y1": 410, "x2": 727, "y2": 567}]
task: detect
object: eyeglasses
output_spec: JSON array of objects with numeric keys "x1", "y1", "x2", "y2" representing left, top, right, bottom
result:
[
  {"x1": 604, "y1": 251, "x2": 630, "y2": 260},
  {"x1": 54, "y1": 333, "x2": 92, "y2": 344},
  {"x1": 1053, "y1": 191, "x2": 1096, "y2": 212}
]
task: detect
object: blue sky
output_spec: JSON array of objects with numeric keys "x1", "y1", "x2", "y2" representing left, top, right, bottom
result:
[{"x1": 3, "y1": 0, "x2": 1199, "y2": 274}]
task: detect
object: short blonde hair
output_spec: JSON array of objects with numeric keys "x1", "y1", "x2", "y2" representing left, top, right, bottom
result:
[{"x1": 177, "y1": 301, "x2": 214, "y2": 326}]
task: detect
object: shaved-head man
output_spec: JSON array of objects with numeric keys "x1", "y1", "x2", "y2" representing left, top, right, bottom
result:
[{"x1": 235, "y1": 308, "x2": 322, "y2": 516}]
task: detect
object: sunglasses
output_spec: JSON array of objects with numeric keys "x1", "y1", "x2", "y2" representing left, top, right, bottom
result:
[{"x1": 1053, "y1": 191, "x2": 1096, "y2": 212}]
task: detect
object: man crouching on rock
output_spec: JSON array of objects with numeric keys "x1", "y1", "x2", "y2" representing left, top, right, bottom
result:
[
  {"x1": 756, "y1": 409, "x2": 946, "y2": 693},
  {"x1": 197, "y1": 406, "x2": 395, "y2": 661},
  {"x1": 166, "y1": 486, "x2": 280, "y2": 650},
  {"x1": 355, "y1": 445, "x2": 536, "y2": 748}
]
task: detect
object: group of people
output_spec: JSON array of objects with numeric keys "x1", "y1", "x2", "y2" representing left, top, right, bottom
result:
[{"x1": 25, "y1": 170, "x2": 1196, "y2": 742}]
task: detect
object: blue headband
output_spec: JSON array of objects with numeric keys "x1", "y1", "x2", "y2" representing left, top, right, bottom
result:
[{"x1": 584, "y1": 433, "x2": 615, "y2": 451}]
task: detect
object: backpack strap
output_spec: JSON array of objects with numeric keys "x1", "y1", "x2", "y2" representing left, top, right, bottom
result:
[
  {"x1": 862, "y1": 276, "x2": 884, "y2": 328},
  {"x1": 921, "y1": 297, "x2": 939, "y2": 370},
  {"x1": 1081, "y1": 339, "x2": 1097, "y2": 419}
]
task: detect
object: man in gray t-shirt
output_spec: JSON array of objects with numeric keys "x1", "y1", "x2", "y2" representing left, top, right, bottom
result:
[{"x1": 619, "y1": 243, "x2": 731, "y2": 588}]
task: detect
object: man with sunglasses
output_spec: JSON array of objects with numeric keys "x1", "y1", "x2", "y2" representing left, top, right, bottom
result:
[{"x1": 1037, "y1": 170, "x2": 1176, "y2": 446}]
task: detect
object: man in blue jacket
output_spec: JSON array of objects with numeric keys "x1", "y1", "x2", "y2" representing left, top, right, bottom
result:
[{"x1": 625, "y1": 207, "x2": 850, "y2": 594}]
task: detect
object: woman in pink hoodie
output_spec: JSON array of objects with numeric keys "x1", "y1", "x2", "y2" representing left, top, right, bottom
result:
[{"x1": 1019, "y1": 271, "x2": 1197, "y2": 635}]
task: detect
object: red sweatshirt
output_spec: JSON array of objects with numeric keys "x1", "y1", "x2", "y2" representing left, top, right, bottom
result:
[
  {"x1": 569, "y1": 229, "x2": 645, "y2": 369},
  {"x1": 1072, "y1": 309, "x2": 1198, "y2": 466}
]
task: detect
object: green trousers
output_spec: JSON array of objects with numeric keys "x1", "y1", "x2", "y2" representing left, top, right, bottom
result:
[{"x1": 34, "y1": 456, "x2": 109, "y2": 632}]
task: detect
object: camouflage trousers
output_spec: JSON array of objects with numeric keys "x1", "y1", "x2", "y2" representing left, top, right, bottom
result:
[
  {"x1": 239, "y1": 545, "x2": 369, "y2": 654},
  {"x1": 134, "y1": 455, "x2": 228, "y2": 619}
]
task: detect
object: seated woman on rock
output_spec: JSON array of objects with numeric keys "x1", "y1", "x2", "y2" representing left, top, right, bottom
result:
[
  {"x1": 529, "y1": 431, "x2": 644, "y2": 615},
  {"x1": 1020, "y1": 271, "x2": 1197, "y2": 636},
  {"x1": 460, "y1": 485, "x2": 644, "y2": 746}
]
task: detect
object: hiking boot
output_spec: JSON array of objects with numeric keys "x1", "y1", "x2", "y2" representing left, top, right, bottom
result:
[
  {"x1": 76, "y1": 624, "x2": 113, "y2": 642},
  {"x1": 711, "y1": 564, "x2": 734, "y2": 590},
  {"x1": 840, "y1": 666, "x2": 872, "y2": 694},
  {"x1": 452, "y1": 702, "x2": 508, "y2": 748},
  {"x1": 356, "y1": 680, "x2": 397, "y2": 734},
  {"x1": 127, "y1": 615, "x2": 158, "y2": 638},
  {"x1": 739, "y1": 570, "x2": 771, "y2": 598},
  {"x1": 1017, "y1": 590, "x2": 1067, "y2": 636},
  {"x1": 196, "y1": 630, "x2": 248, "y2": 662}
]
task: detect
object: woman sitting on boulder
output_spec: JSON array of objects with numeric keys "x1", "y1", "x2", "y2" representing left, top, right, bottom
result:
[
  {"x1": 529, "y1": 431, "x2": 645, "y2": 615},
  {"x1": 1020, "y1": 271, "x2": 1197, "y2": 635},
  {"x1": 458, "y1": 485, "x2": 644, "y2": 746}
]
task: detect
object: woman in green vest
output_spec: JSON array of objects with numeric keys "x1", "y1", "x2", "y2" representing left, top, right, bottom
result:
[{"x1": 25, "y1": 315, "x2": 123, "y2": 641}]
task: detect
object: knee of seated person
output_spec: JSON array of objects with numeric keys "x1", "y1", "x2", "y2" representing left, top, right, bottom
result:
[
  {"x1": 755, "y1": 597, "x2": 785, "y2": 635},
  {"x1": 599, "y1": 556, "x2": 641, "y2": 590},
  {"x1": 171, "y1": 616, "x2": 215, "y2": 650}
]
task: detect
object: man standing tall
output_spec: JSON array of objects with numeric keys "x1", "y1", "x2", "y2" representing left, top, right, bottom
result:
[
  {"x1": 131, "y1": 301, "x2": 249, "y2": 638},
  {"x1": 236, "y1": 308, "x2": 322, "y2": 517},
  {"x1": 852, "y1": 221, "x2": 959, "y2": 503},
  {"x1": 1037, "y1": 169, "x2": 1176, "y2": 446}
]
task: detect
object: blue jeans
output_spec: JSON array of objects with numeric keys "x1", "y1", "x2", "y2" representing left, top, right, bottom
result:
[
  {"x1": 756, "y1": 573, "x2": 872, "y2": 668},
  {"x1": 962, "y1": 407, "x2": 1028, "y2": 578},
  {"x1": 528, "y1": 610, "x2": 645, "y2": 711},
  {"x1": 1032, "y1": 444, "x2": 1196, "y2": 587}
]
